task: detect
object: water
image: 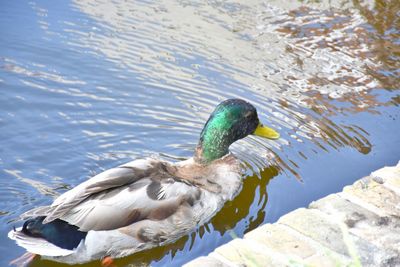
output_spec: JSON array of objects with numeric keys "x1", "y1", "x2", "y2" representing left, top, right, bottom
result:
[{"x1": 0, "y1": 0, "x2": 399, "y2": 266}]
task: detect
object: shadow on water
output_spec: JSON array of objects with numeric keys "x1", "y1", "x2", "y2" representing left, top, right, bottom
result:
[{"x1": 0, "y1": 0, "x2": 399, "y2": 266}]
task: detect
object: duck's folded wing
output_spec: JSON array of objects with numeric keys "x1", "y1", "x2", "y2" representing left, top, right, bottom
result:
[
  {"x1": 21, "y1": 158, "x2": 163, "y2": 224},
  {"x1": 22, "y1": 158, "x2": 202, "y2": 232},
  {"x1": 58, "y1": 177, "x2": 201, "y2": 231}
]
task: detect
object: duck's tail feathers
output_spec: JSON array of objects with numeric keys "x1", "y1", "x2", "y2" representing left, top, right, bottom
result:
[{"x1": 8, "y1": 227, "x2": 75, "y2": 257}]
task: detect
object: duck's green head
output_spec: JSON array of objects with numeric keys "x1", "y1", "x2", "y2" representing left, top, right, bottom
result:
[{"x1": 195, "y1": 99, "x2": 279, "y2": 164}]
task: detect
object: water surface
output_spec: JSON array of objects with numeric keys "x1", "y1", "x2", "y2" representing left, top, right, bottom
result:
[{"x1": 0, "y1": 0, "x2": 399, "y2": 266}]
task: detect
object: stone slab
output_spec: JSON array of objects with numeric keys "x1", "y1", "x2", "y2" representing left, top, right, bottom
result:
[
  {"x1": 341, "y1": 176, "x2": 400, "y2": 217},
  {"x1": 244, "y1": 223, "x2": 316, "y2": 259},
  {"x1": 183, "y1": 255, "x2": 230, "y2": 267},
  {"x1": 214, "y1": 238, "x2": 289, "y2": 267},
  {"x1": 277, "y1": 208, "x2": 349, "y2": 256}
]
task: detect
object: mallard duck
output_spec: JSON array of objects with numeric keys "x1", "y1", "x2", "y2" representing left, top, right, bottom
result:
[{"x1": 8, "y1": 99, "x2": 279, "y2": 265}]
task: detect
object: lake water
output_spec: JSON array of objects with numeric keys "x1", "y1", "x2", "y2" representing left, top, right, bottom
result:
[{"x1": 0, "y1": 0, "x2": 399, "y2": 266}]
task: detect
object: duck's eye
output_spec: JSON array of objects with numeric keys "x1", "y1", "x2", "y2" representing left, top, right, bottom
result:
[{"x1": 244, "y1": 111, "x2": 253, "y2": 118}]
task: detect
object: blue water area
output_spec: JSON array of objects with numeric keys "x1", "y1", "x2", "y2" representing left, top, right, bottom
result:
[{"x1": 0, "y1": 0, "x2": 399, "y2": 266}]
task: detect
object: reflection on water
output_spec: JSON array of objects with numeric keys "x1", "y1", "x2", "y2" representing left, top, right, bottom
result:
[
  {"x1": 354, "y1": 0, "x2": 399, "y2": 89},
  {"x1": 0, "y1": 0, "x2": 399, "y2": 266}
]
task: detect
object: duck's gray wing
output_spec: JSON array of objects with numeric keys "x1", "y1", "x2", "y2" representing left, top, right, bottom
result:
[
  {"x1": 58, "y1": 175, "x2": 201, "y2": 231},
  {"x1": 21, "y1": 158, "x2": 164, "y2": 223},
  {"x1": 22, "y1": 158, "x2": 202, "y2": 232}
]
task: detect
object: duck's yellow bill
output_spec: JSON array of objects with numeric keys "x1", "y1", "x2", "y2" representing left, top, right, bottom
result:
[{"x1": 253, "y1": 123, "x2": 280, "y2": 139}]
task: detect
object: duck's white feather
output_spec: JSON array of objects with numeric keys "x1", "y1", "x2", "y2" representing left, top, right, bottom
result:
[{"x1": 8, "y1": 228, "x2": 75, "y2": 257}]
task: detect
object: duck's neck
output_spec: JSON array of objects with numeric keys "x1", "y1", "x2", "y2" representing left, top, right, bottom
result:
[
  {"x1": 194, "y1": 116, "x2": 234, "y2": 164},
  {"x1": 195, "y1": 138, "x2": 230, "y2": 164}
]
